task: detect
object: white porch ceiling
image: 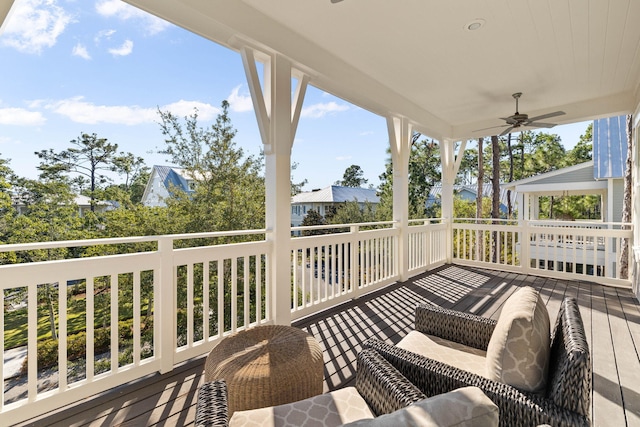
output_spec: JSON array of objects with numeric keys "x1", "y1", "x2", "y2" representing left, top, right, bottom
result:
[{"x1": 124, "y1": 0, "x2": 640, "y2": 141}]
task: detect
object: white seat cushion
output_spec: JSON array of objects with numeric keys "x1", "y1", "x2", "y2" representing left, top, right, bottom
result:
[
  {"x1": 485, "y1": 286, "x2": 551, "y2": 393},
  {"x1": 397, "y1": 330, "x2": 488, "y2": 377},
  {"x1": 342, "y1": 386, "x2": 499, "y2": 427},
  {"x1": 229, "y1": 386, "x2": 375, "y2": 427}
]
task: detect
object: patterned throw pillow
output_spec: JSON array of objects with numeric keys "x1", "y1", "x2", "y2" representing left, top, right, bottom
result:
[
  {"x1": 342, "y1": 386, "x2": 499, "y2": 427},
  {"x1": 229, "y1": 386, "x2": 375, "y2": 427},
  {"x1": 485, "y1": 286, "x2": 551, "y2": 393}
]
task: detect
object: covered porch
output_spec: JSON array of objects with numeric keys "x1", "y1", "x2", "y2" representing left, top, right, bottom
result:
[
  {"x1": 14, "y1": 265, "x2": 640, "y2": 427},
  {"x1": 2, "y1": 0, "x2": 640, "y2": 426}
]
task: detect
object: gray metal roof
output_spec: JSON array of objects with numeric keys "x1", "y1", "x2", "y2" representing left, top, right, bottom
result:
[
  {"x1": 594, "y1": 115, "x2": 627, "y2": 179},
  {"x1": 291, "y1": 186, "x2": 379, "y2": 204},
  {"x1": 430, "y1": 183, "x2": 514, "y2": 208}
]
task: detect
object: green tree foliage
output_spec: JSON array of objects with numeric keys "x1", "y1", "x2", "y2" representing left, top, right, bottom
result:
[
  {"x1": 35, "y1": 133, "x2": 120, "y2": 211},
  {"x1": 158, "y1": 101, "x2": 265, "y2": 233},
  {"x1": 110, "y1": 152, "x2": 150, "y2": 206},
  {"x1": 327, "y1": 201, "x2": 376, "y2": 225},
  {"x1": 337, "y1": 165, "x2": 368, "y2": 187},
  {"x1": 564, "y1": 124, "x2": 593, "y2": 165},
  {"x1": 376, "y1": 135, "x2": 441, "y2": 220},
  {"x1": 301, "y1": 209, "x2": 326, "y2": 236}
]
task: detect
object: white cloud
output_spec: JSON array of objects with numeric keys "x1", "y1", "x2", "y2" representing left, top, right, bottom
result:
[
  {"x1": 336, "y1": 155, "x2": 352, "y2": 161},
  {"x1": 0, "y1": 107, "x2": 46, "y2": 126},
  {"x1": 1, "y1": 0, "x2": 73, "y2": 54},
  {"x1": 43, "y1": 96, "x2": 219, "y2": 125},
  {"x1": 163, "y1": 100, "x2": 220, "y2": 121},
  {"x1": 301, "y1": 102, "x2": 349, "y2": 119},
  {"x1": 94, "y1": 29, "x2": 116, "y2": 44},
  {"x1": 108, "y1": 39, "x2": 133, "y2": 56},
  {"x1": 227, "y1": 85, "x2": 253, "y2": 113},
  {"x1": 96, "y1": 0, "x2": 171, "y2": 35},
  {"x1": 359, "y1": 130, "x2": 374, "y2": 136},
  {"x1": 72, "y1": 43, "x2": 90, "y2": 60}
]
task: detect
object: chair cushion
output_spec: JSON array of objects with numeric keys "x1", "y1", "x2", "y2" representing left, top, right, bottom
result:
[
  {"x1": 342, "y1": 386, "x2": 499, "y2": 427},
  {"x1": 485, "y1": 286, "x2": 551, "y2": 393},
  {"x1": 397, "y1": 331, "x2": 487, "y2": 377},
  {"x1": 229, "y1": 386, "x2": 375, "y2": 427}
]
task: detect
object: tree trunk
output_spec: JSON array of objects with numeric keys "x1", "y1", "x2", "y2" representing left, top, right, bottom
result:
[
  {"x1": 620, "y1": 114, "x2": 633, "y2": 279},
  {"x1": 506, "y1": 133, "x2": 514, "y2": 218},
  {"x1": 491, "y1": 135, "x2": 500, "y2": 263},
  {"x1": 476, "y1": 138, "x2": 484, "y2": 261}
]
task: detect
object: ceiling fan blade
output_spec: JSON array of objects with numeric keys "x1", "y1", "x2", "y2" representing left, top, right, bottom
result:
[
  {"x1": 526, "y1": 121, "x2": 558, "y2": 128},
  {"x1": 473, "y1": 125, "x2": 508, "y2": 132},
  {"x1": 526, "y1": 111, "x2": 565, "y2": 122},
  {"x1": 499, "y1": 126, "x2": 515, "y2": 137}
]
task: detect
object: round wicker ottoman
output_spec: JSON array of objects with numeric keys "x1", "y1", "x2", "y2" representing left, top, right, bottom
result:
[{"x1": 204, "y1": 325, "x2": 324, "y2": 415}]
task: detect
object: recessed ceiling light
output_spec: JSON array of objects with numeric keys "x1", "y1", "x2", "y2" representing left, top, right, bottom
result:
[{"x1": 465, "y1": 19, "x2": 485, "y2": 31}]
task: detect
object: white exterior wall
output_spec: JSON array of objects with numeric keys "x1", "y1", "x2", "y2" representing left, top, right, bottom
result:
[{"x1": 142, "y1": 172, "x2": 171, "y2": 208}]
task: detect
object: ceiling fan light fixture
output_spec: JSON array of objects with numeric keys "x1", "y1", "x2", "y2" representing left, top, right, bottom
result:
[{"x1": 465, "y1": 19, "x2": 485, "y2": 31}]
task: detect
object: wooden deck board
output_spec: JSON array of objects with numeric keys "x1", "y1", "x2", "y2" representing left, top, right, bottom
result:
[
  {"x1": 590, "y1": 284, "x2": 626, "y2": 427},
  {"x1": 603, "y1": 287, "x2": 640, "y2": 426},
  {"x1": 12, "y1": 264, "x2": 640, "y2": 427}
]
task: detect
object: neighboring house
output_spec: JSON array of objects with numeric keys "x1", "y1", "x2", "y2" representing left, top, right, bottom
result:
[
  {"x1": 504, "y1": 115, "x2": 627, "y2": 223},
  {"x1": 12, "y1": 194, "x2": 113, "y2": 217},
  {"x1": 141, "y1": 165, "x2": 197, "y2": 207},
  {"x1": 428, "y1": 183, "x2": 512, "y2": 214},
  {"x1": 291, "y1": 185, "x2": 380, "y2": 227},
  {"x1": 504, "y1": 115, "x2": 627, "y2": 277}
]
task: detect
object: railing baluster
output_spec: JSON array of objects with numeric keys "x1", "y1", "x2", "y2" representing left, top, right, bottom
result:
[
  {"x1": 231, "y1": 259, "x2": 237, "y2": 332},
  {"x1": 202, "y1": 262, "x2": 210, "y2": 341},
  {"x1": 187, "y1": 263, "x2": 194, "y2": 347},
  {"x1": 134, "y1": 271, "x2": 141, "y2": 363},
  {"x1": 217, "y1": 260, "x2": 224, "y2": 336},
  {"x1": 28, "y1": 284, "x2": 37, "y2": 402},
  {"x1": 59, "y1": 277, "x2": 68, "y2": 391}
]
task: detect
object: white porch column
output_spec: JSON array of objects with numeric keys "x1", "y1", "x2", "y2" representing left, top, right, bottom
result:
[
  {"x1": 242, "y1": 48, "x2": 308, "y2": 325},
  {"x1": 440, "y1": 139, "x2": 466, "y2": 263},
  {"x1": 387, "y1": 117, "x2": 411, "y2": 281}
]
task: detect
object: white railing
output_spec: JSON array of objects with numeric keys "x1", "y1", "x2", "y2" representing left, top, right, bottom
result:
[
  {"x1": 290, "y1": 222, "x2": 399, "y2": 320},
  {"x1": 452, "y1": 219, "x2": 521, "y2": 270},
  {"x1": 0, "y1": 230, "x2": 270, "y2": 426},
  {"x1": 452, "y1": 219, "x2": 634, "y2": 287},
  {"x1": 408, "y1": 219, "x2": 448, "y2": 273},
  {"x1": 1, "y1": 218, "x2": 633, "y2": 425}
]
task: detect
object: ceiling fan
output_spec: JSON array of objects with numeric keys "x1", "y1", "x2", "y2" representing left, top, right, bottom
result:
[{"x1": 475, "y1": 92, "x2": 565, "y2": 136}]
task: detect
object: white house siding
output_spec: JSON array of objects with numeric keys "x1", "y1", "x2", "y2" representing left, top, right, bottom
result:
[
  {"x1": 142, "y1": 171, "x2": 171, "y2": 207},
  {"x1": 612, "y1": 179, "x2": 625, "y2": 223}
]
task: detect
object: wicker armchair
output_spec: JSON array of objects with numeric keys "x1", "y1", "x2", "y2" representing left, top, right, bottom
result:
[
  {"x1": 195, "y1": 348, "x2": 426, "y2": 427},
  {"x1": 364, "y1": 297, "x2": 591, "y2": 427}
]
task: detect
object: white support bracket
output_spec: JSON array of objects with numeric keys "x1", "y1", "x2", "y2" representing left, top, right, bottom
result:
[{"x1": 240, "y1": 47, "x2": 309, "y2": 325}]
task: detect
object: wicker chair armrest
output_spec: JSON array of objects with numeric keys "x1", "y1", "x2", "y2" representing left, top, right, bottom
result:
[
  {"x1": 195, "y1": 380, "x2": 229, "y2": 427},
  {"x1": 415, "y1": 303, "x2": 497, "y2": 350},
  {"x1": 355, "y1": 348, "x2": 427, "y2": 417},
  {"x1": 364, "y1": 339, "x2": 589, "y2": 427}
]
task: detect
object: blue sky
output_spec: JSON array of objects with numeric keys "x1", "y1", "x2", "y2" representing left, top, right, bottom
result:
[{"x1": 0, "y1": 0, "x2": 591, "y2": 191}]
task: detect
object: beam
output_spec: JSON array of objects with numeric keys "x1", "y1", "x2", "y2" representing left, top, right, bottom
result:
[{"x1": 0, "y1": 0, "x2": 15, "y2": 35}]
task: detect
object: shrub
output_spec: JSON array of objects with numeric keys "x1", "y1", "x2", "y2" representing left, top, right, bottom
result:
[{"x1": 20, "y1": 319, "x2": 139, "y2": 374}]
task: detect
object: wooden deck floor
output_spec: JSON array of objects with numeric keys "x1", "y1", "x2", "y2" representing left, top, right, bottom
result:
[{"x1": 14, "y1": 265, "x2": 640, "y2": 427}]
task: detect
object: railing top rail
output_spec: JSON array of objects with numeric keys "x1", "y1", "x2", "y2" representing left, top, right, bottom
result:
[
  {"x1": 408, "y1": 218, "x2": 445, "y2": 224},
  {"x1": 292, "y1": 221, "x2": 396, "y2": 232},
  {"x1": 528, "y1": 220, "x2": 632, "y2": 228},
  {"x1": 453, "y1": 218, "x2": 517, "y2": 223},
  {"x1": 0, "y1": 229, "x2": 268, "y2": 253}
]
